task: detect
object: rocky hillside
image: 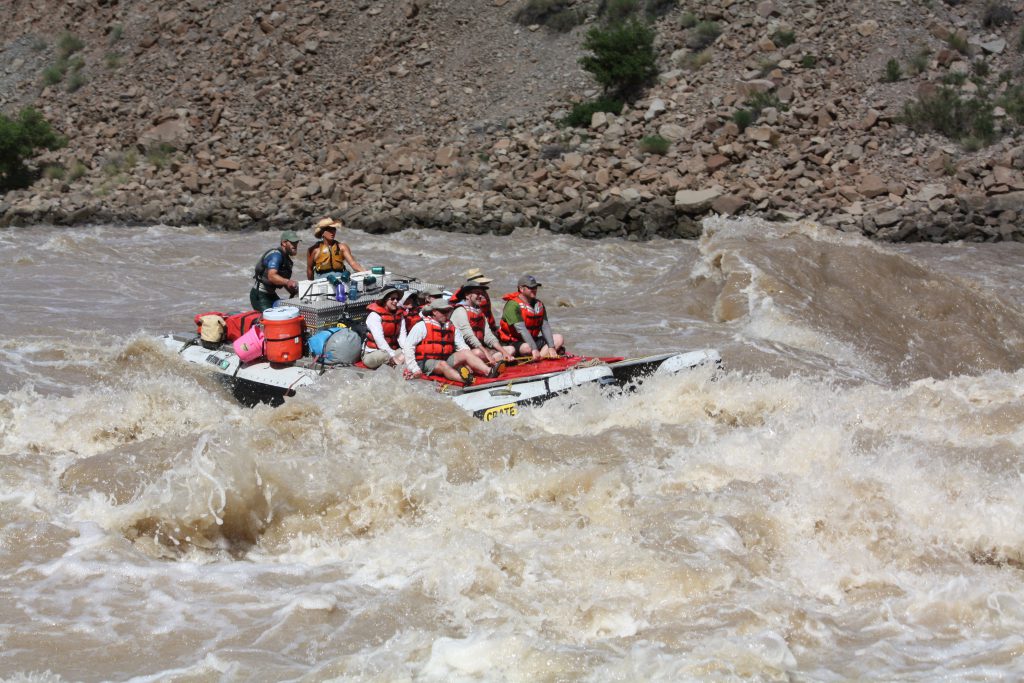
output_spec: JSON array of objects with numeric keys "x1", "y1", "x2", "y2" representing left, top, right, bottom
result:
[{"x1": 1, "y1": 0, "x2": 1023, "y2": 242}]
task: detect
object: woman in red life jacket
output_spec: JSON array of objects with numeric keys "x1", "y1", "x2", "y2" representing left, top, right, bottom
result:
[
  {"x1": 399, "y1": 298, "x2": 495, "y2": 384},
  {"x1": 450, "y1": 281, "x2": 514, "y2": 366},
  {"x1": 498, "y1": 274, "x2": 566, "y2": 361},
  {"x1": 361, "y1": 287, "x2": 407, "y2": 369},
  {"x1": 306, "y1": 217, "x2": 364, "y2": 280}
]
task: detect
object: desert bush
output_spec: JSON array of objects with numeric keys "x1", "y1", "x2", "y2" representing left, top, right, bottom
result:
[
  {"x1": 579, "y1": 19, "x2": 657, "y2": 100},
  {"x1": 102, "y1": 149, "x2": 138, "y2": 177},
  {"x1": 0, "y1": 107, "x2": 66, "y2": 191},
  {"x1": 30, "y1": 36, "x2": 46, "y2": 51},
  {"x1": 146, "y1": 143, "x2": 176, "y2": 169},
  {"x1": 972, "y1": 59, "x2": 990, "y2": 79},
  {"x1": 560, "y1": 98, "x2": 624, "y2": 128},
  {"x1": 104, "y1": 52, "x2": 122, "y2": 69},
  {"x1": 947, "y1": 32, "x2": 970, "y2": 55},
  {"x1": 679, "y1": 11, "x2": 697, "y2": 28},
  {"x1": 109, "y1": 24, "x2": 124, "y2": 43},
  {"x1": 599, "y1": 0, "x2": 640, "y2": 22},
  {"x1": 883, "y1": 58, "x2": 902, "y2": 82},
  {"x1": 902, "y1": 86, "x2": 996, "y2": 145},
  {"x1": 41, "y1": 64, "x2": 64, "y2": 85},
  {"x1": 800, "y1": 54, "x2": 818, "y2": 68},
  {"x1": 686, "y1": 20, "x2": 721, "y2": 50},
  {"x1": 514, "y1": 0, "x2": 582, "y2": 32},
  {"x1": 982, "y1": 3, "x2": 1014, "y2": 28},
  {"x1": 56, "y1": 33, "x2": 84, "y2": 60},
  {"x1": 732, "y1": 108, "x2": 754, "y2": 131},
  {"x1": 638, "y1": 134, "x2": 670, "y2": 154},
  {"x1": 772, "y1": 29, "x2": 796, "y2": 47},
  {"x1": 66, "y1": 70, "x2": 87, "y2": 93},
  {"x1": 67, "y1": 161, "x2": 87, "y2": 181},
  {"x1": 679, "y1": 49, "x2": 712, "y2": 70},
  {"x1": 941, "y1": 72, "x2": 967, "y2": 85},
  {"x1": 745, "y1": 90, "x2": 785, "y2": 116},
  {"x1": 997, "y1": 85, "x2": 1024, "y2": 124},
  {"x1": 43, "y1": 164, "x2": 65, "y2": 180},
  {"x1": 908, "y1": 48, "x2": 931, "y2": 75}
]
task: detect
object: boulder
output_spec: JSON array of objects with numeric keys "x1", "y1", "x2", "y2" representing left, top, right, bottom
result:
[{"x1": 674, "y1": 188, "x2": 722, "y2": 214}]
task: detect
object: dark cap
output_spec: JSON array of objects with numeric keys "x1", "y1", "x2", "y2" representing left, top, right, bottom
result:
[
  {"x1": 517, "y1": 274, "x2": 541, "y2": 288},
  {"x1": 423, "y1": 298, "x2": 454, "y2": 313},
  {"x1": 280, "y1": 229, "x2": 301, "y2": 243}
]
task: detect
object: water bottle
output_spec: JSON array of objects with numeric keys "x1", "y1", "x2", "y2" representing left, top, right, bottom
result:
[
  {"x1": 335, "y1": 282, "x2": 346, "y2": 303},
  {"x1": 349, "y1": 282, "x2": 359, "y2": 300}
]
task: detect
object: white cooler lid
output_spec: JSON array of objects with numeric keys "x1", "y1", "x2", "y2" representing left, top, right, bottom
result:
[{"x1": 262, "y1": 305, "x2": 300, "y2": 321}]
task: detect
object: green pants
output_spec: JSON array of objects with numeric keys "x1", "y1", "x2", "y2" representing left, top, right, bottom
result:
[{"x1": 249, "y1": 287, "x2": 278, "y2": 312}]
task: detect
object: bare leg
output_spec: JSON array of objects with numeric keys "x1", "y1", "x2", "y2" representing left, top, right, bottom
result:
[
  {"x1": 431, "y1": 360, "x2": 463, "y2": 383},
  {"x1": 451, "y1": 349, "x2": 491, "y2": 376}
]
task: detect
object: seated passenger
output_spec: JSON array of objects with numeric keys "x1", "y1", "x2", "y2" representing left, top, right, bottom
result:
[
  {"x1": 401, "y1": 299, "x2": 498, "y2": 384},
  {"x1": 402, "y1": 283, "x2": 444, "y2": 320},
  {"x1": 498, "y1": 274, "x2": 566, "y2": 360},
  {"x1": 450, "y1": 281, "x2": 513, "y2": 366},
  {"x1": 306, "y1": 217, "x2": 364, "y2": 280},
  {"x1": 362, "y1": 287, "x2": 406, "y2": 369},
  {"x1": 462, "y1": 267, "x2": 498, "y2": 331}
]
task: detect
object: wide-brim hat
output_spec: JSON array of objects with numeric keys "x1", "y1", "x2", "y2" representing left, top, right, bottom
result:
[
  {"x1": 376, "y1": 286, "x2": 401, "y2": 302},
  {"x1": 423, "y1": 298, "x2": 454, "y2": 313},
  {"x1": 463, "y1": 267, "x2": 493, "y2": 285},
  {"x1": 313, "y1": 217, "x2": 342, "y2": 238},
  {"x1": 417, "y1": 283, "x2": 445, "y2": 298}
]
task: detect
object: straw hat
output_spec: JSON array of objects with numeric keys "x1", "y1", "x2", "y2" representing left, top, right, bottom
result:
[{"x1": 313, "y1": 217, "x2": 343, "y2": 238}]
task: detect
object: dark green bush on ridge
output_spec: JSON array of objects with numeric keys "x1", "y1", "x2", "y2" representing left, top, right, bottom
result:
[
  {"x1": 514, "y1": 0, "x2": 581, "y2": 32},
  {"x1": 0, "y1": 108, "x2": 66, "y2": 191},
  {"x1": 560, "y1": 98, "x2": 624, "y2": 128},
  {"x1": 901, "y1": 86, "x2": 996, "y2": 146},
  {"x1": 579, "y1": 19, "x2": 657, "y2": 101}
]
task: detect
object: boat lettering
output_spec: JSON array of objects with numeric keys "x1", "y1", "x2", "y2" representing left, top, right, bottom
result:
[{"x1": 483, "y1": 403, "x2": 518, "y2": 421}]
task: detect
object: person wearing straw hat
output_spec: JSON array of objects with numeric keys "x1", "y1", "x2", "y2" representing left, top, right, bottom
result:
[
  {"x1": 450, "y1": 279, "x2": 514, "y2": 366},
  {"x1": 362, "y1": 287, "x2": 407, "y2": 369},
  {"x1": 400, "y1": 298, "x2": 497, "y2": 384},
  {"x1": 498, "y1": 274, "x2": 565, "y2": 361},
  {"x1": 250, "y1": 229, "x2": 301, "y2": 312},
  {"x1": 306, "y1": 217, "x2": 364, "y2": 280},
  {"x1": 462, "y1": 267, "x2": 497, "y2": 330}
]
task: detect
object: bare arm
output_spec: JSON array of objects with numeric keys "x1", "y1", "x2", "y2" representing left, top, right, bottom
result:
[{"x1": 339, "y1": 243, "x2": 364, "y2": 273}]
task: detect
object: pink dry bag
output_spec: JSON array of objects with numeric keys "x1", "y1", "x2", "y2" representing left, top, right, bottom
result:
[{"x1": 233, "y1": 324, "x2": 265, "y2": 363}]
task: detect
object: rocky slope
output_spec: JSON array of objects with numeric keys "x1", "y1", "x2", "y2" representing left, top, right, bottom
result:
[{"x1": 1, "y1": 0, "x2": 1022, "y2": 242}]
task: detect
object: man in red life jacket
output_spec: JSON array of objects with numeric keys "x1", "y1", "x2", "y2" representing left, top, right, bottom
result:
[
  {"x1": 450, "y1": 281, "x2": 514, "y2": 365},
  {"x1": 361, "y1": 287, "x2": 407, "y2": 369},
  {"x1": 401, "y1": 298, "x2": 495, "y2": 384},
  {"x1": 400, "y1": 283, "x2": 444, "y2": 320},
  {"x1": 306, "y1": 217, "x2": 364, "y2": 280},
  {"x1": 498, "y1": 274, "x2": 565, "y2": 361}
]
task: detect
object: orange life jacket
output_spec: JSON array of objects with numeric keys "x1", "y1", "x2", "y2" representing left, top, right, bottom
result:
[
  {"x1": 415, "y1": 317, "x2": 456, "y2": 361},
  {"x1": 311, "y1": 241, "x2": 346, "y2": 273},
  {"x1": 457, "y1": 302, "x2": 488, "y2": 343},
  {"x1": 498, "y1": 292, "x2": 545, "y2": 343},
  {"x1": 364, "y1": 302, "x2": 404, "y2": 350}
]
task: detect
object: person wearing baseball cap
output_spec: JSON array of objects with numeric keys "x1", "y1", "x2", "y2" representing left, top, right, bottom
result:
[
  {"x1": 306, "y1": 217, "x2": 364, "y2": 280},
  {"x1": 250, "y1": 229, "x2": 302, "y2": 312},
  {"x1": 400, "y1": 298, "x2": 495, "y2": 385},
  {"x1": 498, "y1": 274, "x2": 566, "y2": 361}
]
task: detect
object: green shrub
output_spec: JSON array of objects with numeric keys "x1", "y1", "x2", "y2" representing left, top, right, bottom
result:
[
  {"x1": 947, "y1": 32, "x2": 969, "y2": 55},
  {"x1": 638, "y1": 134, "x2": 670, "y2": 154},
  {"x1": 0, "y1": 107, "x2": 66, "y2": 191},
  {"x1": 908, "y1": 48, "x2": 931, "y2": 75},
  {"x1": 514, "y1": 0, "x2": 582, "y2": 32},
  {"x1": 972, "y1": 59, "x2": 990, "y2": 79},
  {"x1": 772, "y1": 29, "x2": 796, "y2": 47},
  {"x1": 687, "y1": 20, "x2": 721, "y2": 50},
  {"x1": 679, "y1": 11, "x2": 697, "y2": 28},
  {"x1": 1019, "y1": 26, "x2": 1024, "y2": 51},
  {"x1": 579, "y1": 19, "x2": 657, "y2": 101},
  {"x1": 67, "y1": 161, "x2": 87, "y2": 181},
  {"x1": 43, "y1": 164, "x2": 65, "y2": 180},
  {"x1": 41, "y1": 64, "x2": 64, "y2": 85},
  {"x1": 997, "y1": 84, "x2": 1024, "y2": 124},
  {"x1": 679, "y1": 48, "x2": 712, "y2": 70},
  {"x1": 560, "y1": 98, "x2": 624, "y2": 128},
  {"x1": 104, "y1": 52, "x2": 122, "y2": 69},
  {"x1": 800, "y1": 54, "x2": 817, "y2": 68},
  {"x1": 982, "y1": 3, "x2": 1014, "y2": 27},
  {"x1": 941, "y1": 72, "x2": 967, "y2": 85},
  {"x1": 56, "y1": 33, "x2": 84, "y2": 60},
  {"x1": 66, "y1": 70, "x2": 87, "y2": 93},
  {"x1": 599, "y1": 0, "x2": 640, "y2": 22},
  {"x1": 732, "y1": 108, "x2": 754, "y2": 131},
  {"x1": 902, "y1": 86, "x2": 997, "y2": 146},
  {"x1": 30, "y1": 36, "x2": 47, "y2": 51},
  {"x1": 146, "y1": 143, "x2": 176, "y2": 169},
  {"x1": 109, "y1": 24, "x2": 124, "y2": 43},
  {"x1": 883, "y1": 58, "x2": 902, "y2": 82},
  {"x1": 745, "y1": 90, "x2": 785, "y2": 116}
]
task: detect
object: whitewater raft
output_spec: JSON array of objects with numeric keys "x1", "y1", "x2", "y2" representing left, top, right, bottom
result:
[{"x1": 163, "y1": 272, "x2": 721, "y2": 420}]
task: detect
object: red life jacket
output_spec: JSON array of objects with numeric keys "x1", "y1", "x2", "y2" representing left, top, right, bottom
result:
[
  {"x1": 364, "y1": 302, "x2": 404, "y2": 350},
  {"x1": 482, "y1": 292, "x2": 497, "y2": 331},
  {"x1": 457, "y1": 303, "x2": 488, "y2": 343},
  {"x1": 415, "y1": 317, "x2": 456, "y2": 361},
  {"x1": 498, "y1": 292, "x2": 545, "y2": 343}
]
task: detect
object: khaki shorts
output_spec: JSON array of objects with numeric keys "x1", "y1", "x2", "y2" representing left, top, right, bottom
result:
[
  {"x1": 361, "y1": 349, "x2": 392, "y2": 369},
  {"x1": 422, "y1": 354, "x2": 457, "y2": 374}
]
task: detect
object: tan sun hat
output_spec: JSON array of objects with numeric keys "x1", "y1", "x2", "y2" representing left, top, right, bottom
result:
[
  {"x1": 462, "y1": 267, "x2": 493, "y2": 285},
  {"x1": 314, "y1": 217, "x2": 343, "y2": 238}
]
